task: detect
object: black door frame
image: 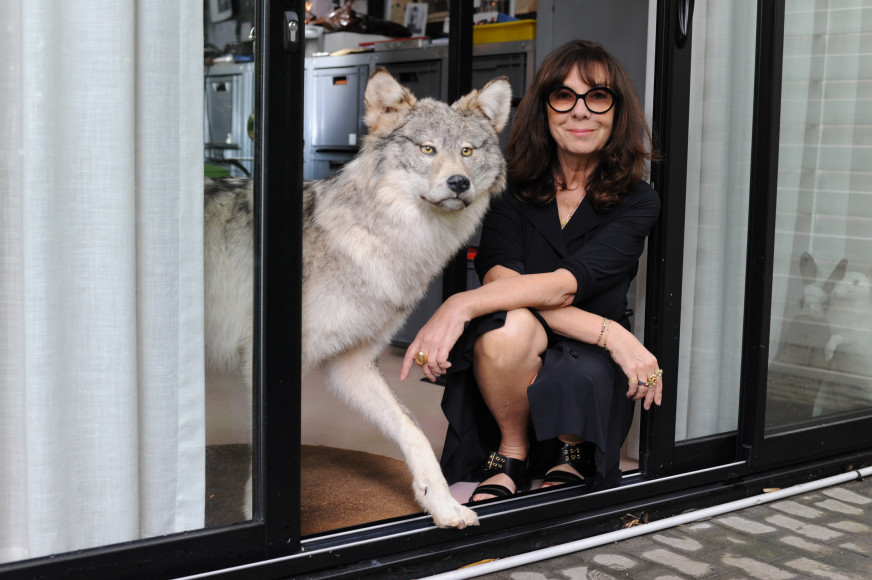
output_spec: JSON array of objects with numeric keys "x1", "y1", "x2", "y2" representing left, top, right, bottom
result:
[
  {"x1": 643, "y1": 0, "x2": 746, "y2": 478},
  {"x1": 644, "y1": 0, "x2": 695, "y2": 478}
]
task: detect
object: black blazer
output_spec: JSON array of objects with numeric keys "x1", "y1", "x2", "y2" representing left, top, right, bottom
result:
[{"x1": 474, "y1": 180, "x2": 661, "y2": 322}]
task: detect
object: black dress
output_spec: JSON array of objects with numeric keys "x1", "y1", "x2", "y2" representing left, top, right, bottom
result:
[{"x1": 439, "y1": 180, "x2": 661, "y2": 491}]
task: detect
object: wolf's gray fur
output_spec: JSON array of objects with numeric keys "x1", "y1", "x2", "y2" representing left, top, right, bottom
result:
[{"x1": 204, "y1": 68, "x2": 512, "y2": 528}]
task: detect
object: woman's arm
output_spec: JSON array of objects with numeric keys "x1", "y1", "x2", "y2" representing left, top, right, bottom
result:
[
  {"x1": 399, "y1": 266, "x2": 576, "y2": 381},
  {"x1": 561, "y1": 183, "x2": 660, "y2": 305},
  {"x1": 537, "y1": 308, "x2": 663, "y2": 409}
]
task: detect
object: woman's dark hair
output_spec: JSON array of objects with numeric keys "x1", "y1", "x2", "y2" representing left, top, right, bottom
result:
[{"x1": 506, "y1": 40, "x2": 654, "y2": 211}]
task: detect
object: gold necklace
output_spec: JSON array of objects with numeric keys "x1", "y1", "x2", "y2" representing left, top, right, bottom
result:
[{"x1": 559, "y1": 189, "x2": 583, "y2": 229}]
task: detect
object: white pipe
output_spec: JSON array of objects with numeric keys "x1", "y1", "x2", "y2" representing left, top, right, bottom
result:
[{"x1": 423, "y1": 466, "x2": 872, "y2": 580}]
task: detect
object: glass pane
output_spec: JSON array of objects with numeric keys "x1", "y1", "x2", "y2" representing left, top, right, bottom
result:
[
  {"x1": 675, "y1": 2, "x2": 758, "y2": 441},
  {"x1": 766, "y1": 1, "x2": 872, "y2": 432},
  {"x1": 0, "y1": 2, "x2": 255, "y2": 565},
  {"x1": 203, "y1": 15, "x2": 256, "y2": 525},
  {"x1": 203, "y1": 1, "x2": 256, "y2": 525}
]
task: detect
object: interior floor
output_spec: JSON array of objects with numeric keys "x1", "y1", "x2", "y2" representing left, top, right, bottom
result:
[{"x1": 205, "y1": 345, "x2": 640, "y2": 531}]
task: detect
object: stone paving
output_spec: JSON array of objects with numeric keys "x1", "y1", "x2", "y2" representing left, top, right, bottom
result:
[{"x1": 474, "y1": 475, "x2": 872, "y2": 579}]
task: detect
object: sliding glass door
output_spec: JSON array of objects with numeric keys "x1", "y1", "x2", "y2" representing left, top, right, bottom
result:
[
  {"x1": 750, "y1": 0, "x2": 872, "y2": 464},
  {"x1": 646, "y1": 0, "x2": 872, "y2": 478},
  {"x1": 1, "y1": 1, "x2": 305, "y2": 576},
  {"x1": 644, "y1": 0, "x2": 760, "y2": 476}
]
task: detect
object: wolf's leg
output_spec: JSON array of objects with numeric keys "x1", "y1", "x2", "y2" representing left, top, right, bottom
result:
[
  {"x1": 240, "y1": 334, "x2": 254, "y2": 520},
  {"x1": 322, "y1": 345, "x2": 479, "y2": 529}
]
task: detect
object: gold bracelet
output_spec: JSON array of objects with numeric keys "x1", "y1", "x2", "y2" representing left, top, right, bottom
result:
[{"x1": 595, "y1": 318, "x2": 611, "y2": 348}]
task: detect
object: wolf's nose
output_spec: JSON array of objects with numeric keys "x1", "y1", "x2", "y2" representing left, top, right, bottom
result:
[{"x1": 447, "y1": 175, "x2": 470, "y2": 194}]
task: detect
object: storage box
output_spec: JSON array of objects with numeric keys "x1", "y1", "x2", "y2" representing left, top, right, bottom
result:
[
  {"x1": 358, "y1": 36, "x2": 428, "y2": 51},
  {"x1": 472, "y1": 19, "x2": 536, "y2": 44},
  {"x1": 322, "y1": 32, "x2": 393, "y2": 53}
]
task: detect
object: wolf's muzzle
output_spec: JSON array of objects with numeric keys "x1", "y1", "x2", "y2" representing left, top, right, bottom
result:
[{"x1": 447, "y1": 175, "x2": 471, "y2": 194}]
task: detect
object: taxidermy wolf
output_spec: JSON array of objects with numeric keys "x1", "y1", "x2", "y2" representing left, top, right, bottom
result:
[{"x1": 204, "y1": 67, "x2": 512, "y2": 528}]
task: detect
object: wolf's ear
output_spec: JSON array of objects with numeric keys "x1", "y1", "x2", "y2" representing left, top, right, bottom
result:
[
  {"x1": 452, "y1": 77, "x2": 513, "y2": 135},
  {"x1": 364, "y1": 67, "x2": 417, "y2": 134}
]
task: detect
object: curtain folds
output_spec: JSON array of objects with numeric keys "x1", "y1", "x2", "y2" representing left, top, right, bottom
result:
[
  {"x1": 675, "y1": 1, "x2": 757, "y2": 441},
  {"x1": 0, "y1": 0, "x2": 205, "y2": 563}
]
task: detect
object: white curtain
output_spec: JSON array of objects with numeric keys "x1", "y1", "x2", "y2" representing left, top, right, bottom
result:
[
  {"x1": 0, "y1": 0, "x2": 205, "y2": 563},
  {"x1": 675, "y1": 1, "x2": 758, "y2": 440}
]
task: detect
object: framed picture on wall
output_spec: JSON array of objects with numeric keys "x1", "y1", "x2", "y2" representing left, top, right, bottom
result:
[
  {"x1": 404, "y1": 3, "x2": 428, "y2": 37},
  {"x1": 209, "y1": 0, "x2": 234, "y2": 23}
]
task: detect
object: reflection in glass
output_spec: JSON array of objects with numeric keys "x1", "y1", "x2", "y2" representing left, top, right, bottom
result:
[
  {"x1": 203, "y1": 4, "x2": 257, "y2": 526},
  {"x1": 766, "y1": 2, "x2": 872, "y2": 431}
]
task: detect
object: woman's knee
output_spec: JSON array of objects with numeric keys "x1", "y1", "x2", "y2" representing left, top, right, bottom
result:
[{"x1": 474, "y1": 308, "x2": 547, "y2": 365}]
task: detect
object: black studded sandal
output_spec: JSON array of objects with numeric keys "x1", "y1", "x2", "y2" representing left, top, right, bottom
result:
[
  {"x1": 468, "y1": 451, "x2": 528, "y2": 503},
  {"x1": 541, "y1": 441, "x2": 596, "y2": 487}
]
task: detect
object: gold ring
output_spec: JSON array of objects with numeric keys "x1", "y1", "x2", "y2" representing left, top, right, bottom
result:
[
  {"x1": 415, "y1": 351, "x2": 428, "y2": 366},
  {"x1": 628, "y1": 377, "x2": 638, "y2": 385},
  {"x1": 647, "y1": 373, "x2": 660, "y2": 384}
]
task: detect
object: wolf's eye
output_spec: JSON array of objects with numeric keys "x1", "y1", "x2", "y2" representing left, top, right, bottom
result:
[
  {"x1": 420, "y1": 145, "x2": 436, "y2": 155},
  {"x1": 460, "y1": 147, "x2": 473, "y2": 157}
]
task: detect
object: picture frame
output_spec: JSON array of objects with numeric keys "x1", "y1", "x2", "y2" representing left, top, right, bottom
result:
[
  {"x1": 209, "y1": 0, "x2": 234, "y2": 23},
  {"x1": 404, "y1": 2, "x2": 428, "y2": 37}
]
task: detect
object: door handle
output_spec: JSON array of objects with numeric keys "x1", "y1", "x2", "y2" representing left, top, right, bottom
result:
[
  {"x1": 676, "y1": 0, "x2": 694, "y2": 48},
  {"x1": 283, "y1": 11, "x2": 300, "y2": 53}
]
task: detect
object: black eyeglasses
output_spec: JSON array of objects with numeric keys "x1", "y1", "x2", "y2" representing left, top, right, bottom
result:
[{"x1": 547, "y1": 85, "x2": 617, "y2": 114}]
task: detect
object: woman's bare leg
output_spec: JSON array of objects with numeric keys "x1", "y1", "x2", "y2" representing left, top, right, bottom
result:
[{"x1": 471, "y1": 308, "x2": 548, "y2": 501}]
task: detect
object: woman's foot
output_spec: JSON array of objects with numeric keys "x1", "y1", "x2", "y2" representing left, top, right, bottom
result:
[
  {"x1": 469, "y1": 450, "x2": 528, "y2": 502},
  {"x1": 539, "y1": 463, "x2": 584, "y2": 488},
  {"x1": 539, "y1": 441, "x2": 595, "y2": 489}
]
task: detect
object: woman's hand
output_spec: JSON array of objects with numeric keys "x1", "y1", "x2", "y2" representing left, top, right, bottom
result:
[
  {"x1": 400, "y1": 293, "x2": 472, "y2": 382},
  {"x1": 604, "y1": 323, "x2": 663, "y2": 410},
  {"x1": 536, "y1": 307, "x2": 663, "y2": 410},
  {"x1": 400, "y1": 268, "x2": 577, "y2": 382}
]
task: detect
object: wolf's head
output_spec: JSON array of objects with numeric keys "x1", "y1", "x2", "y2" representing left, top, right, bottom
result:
[{"x1": 358, "y1": 67, "x2": 512, "y2": 213}]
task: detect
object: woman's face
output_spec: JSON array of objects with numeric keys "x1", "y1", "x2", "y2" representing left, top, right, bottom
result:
[{"x1": 546, "y1": 65, "x2": 615, "y2": 165}]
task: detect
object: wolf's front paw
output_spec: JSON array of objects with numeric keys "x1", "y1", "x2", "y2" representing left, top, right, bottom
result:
[
  {"x1": 407, "y1": 444, "x2": 479, "y2": 528},
  {"x1": 429, "y1": 501, "x2": 479, "y2": 529}
]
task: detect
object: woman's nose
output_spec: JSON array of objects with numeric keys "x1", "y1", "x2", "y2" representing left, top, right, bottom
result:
[{"x1": 570, "y1": 98, "x2": 591, "y2": 118}]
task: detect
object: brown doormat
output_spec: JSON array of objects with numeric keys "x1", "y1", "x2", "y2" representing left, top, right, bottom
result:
[
  {"x1": 301, "y1": 445, "x2": 420, "y2": 535},
  {"x1": 205, "y1": 443, "x2": 422, "y2": 534}
]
